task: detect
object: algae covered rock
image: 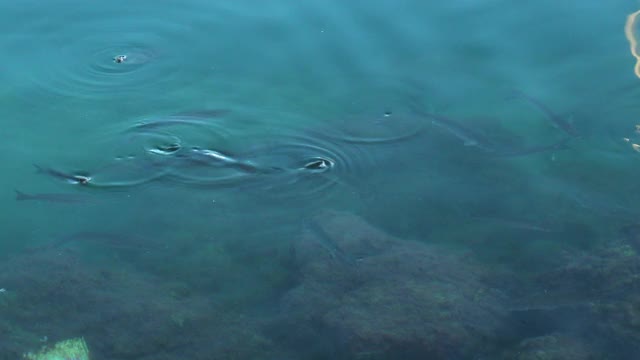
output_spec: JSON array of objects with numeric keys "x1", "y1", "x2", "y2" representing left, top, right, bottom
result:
[
  {"x1": 23, "y1": 337, "x2": 90, "y2": 360},
  {"x1": 273, "y1": 210, "x2": 508, "y2": 359},
  {"x1": 0, "y1": 248, "x2": 283, "y2": 360},
  {"x1": 513, "y1": 242, "x2": 640, "y2": 358},
  {"x1": 503, "y1": 333, "x2": 596, "y2": 360}
]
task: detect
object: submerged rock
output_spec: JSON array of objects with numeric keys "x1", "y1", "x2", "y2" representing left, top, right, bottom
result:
[
  {"x1": 23, "y1": 337, "x2": 90, "y2": 360},
  {"x1": 501, "y1": 333, "x2": 597, "y2": 360},
  {"x1": 511, "y1": 242, "x2": 640, "y2": 358},
  {"x1": 0, "y1": 248, "x2": 284, "y2": 360},
  {"x1": 272, "y1": 210, "x2": 508, "y2": 359}
]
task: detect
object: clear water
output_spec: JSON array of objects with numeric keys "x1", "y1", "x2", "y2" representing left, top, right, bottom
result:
[{"x1": 3, "y1": 0, "x2": 640, "y2": 358}]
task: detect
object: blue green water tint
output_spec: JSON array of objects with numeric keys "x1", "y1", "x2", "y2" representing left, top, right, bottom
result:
[{"x1": 2, "y1": 0, "x2": 640, "y2": 358}]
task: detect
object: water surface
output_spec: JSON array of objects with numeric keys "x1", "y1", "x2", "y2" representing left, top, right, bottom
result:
[{"x1": 2, "y1": 1, "x2": 640, "y2": 359}]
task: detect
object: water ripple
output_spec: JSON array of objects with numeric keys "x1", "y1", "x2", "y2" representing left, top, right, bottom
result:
[
  {"x1": 325, "y1": 112, "x2": 426, "y2": 145},
  {"x1": 19, "y1": 9, "x2": 205, "y2": 100},
  {"x1": 230, "y1": 126, "x2": 378, "y2": 201},
  {"x1": 75, "y1": 110, "x2": 385, "y2": 200}
]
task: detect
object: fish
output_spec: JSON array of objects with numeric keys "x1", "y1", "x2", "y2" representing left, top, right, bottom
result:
[
  {"x1": 304, "y1": 218, "x2": 357, "y2": 265},
  {"x1": 130, "y1": 109, "x2": 230, "y2": 131},
  {"x1": 302, "y1": 157, "x2": 334, "y2": 172},
  {"x1": 130, "y1": 118, "x2": 209, "y2": 131},
  {"x1": 15, "y1": 190, "x2": 90, "y2": 203},
  {"x1": 186, "y1": 147, "x2": 281, "y2": 174},
  {"x1": 51, "y1": 231, "x2": 154, "y2": 250},
  {"x1": 410, "y1": 104, "x2": 573, "y2": 157},
  {"x1": 337, "y1": 129, "x2": 424, "y2": 144},
  {"x1": 508, "y1": 90, "x2": 580, "y2": 137},
  {"x1": 408, "y1": 105, "x2": 496, "y2": 151},
  {"x1": 172, "y1": 109, "x2": 231, "y2": 118},
  {"x1": 472, "y1": 214, "x2": 555, "y2": 233},
  {"x1": 621, "y1": 224, "x2": 640, "y2": 253},
  {"x1": 33, "y1": 164, "x2": 91, "y2": 184},
  {"x1": 494, "y1": 137, "x2": 572, "y2": 157}
]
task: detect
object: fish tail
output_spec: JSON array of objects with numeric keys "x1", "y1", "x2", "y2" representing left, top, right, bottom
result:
[
  {"x1": 15, "y1": 189, "x2": 29, "y2": 201},
  {"x1": 33, "y1": 163, "x2": 44, "y2": 173},
  {"x1": 556, "y1": 137, "x2": 572, "y2": 149},
  {"x1": 504, "y1": 89, "x2": 526, "y2": 101}
]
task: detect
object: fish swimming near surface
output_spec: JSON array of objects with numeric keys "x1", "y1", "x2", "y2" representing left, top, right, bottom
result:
[
  {"x1": 50, "y1": 231, "x2": 154, "y2": 250},
  {"x1": 409, "y1": 107, "x2": 498, "y2": 151},
  {"x1": 493, "y1": 137, "x2": 572, "y2": 157},
  {"x1": 15, "y1": 190, "x2": 91, "y2": 203},
  {"x1": 409, "y1": 101, "x2": 572, "y2": 157},
  {"x1": 301, "y1": 157, "x2": 334, "y2": 172},
  {"x1": 130, "y1": 109, "x2": 231, "y2": 131},
  {"x1": 186, "y1": 147, "x2": 282, "y2": 174},
  {"x1": 172, "y1": 109, "x2": 232, "y2": 118},
  {"x1": 620, "y1": 224, "x2": 640, "y2": 253},
  {"x1": 33, "y1": 164, "x2": 91, "y2": 184},
  {"x1": 471, "y1": 214, "x2": 555, "y2": 233},
  {"x1": 130, "y1": 118, "x2": 209, "y2": 131},
  {"x1": 304, "y1": 218, "x2": 357, "y2": 265},
  {"x1": 507, "y1": 90, "x2": 580, "y2": 137}
]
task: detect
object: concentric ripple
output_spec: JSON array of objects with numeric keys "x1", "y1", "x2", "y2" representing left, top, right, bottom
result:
[
  {"x1": 126, "y1": 112, "x2": 240, "y2": 160},
  {"x1": 86, "y1": 155, "x2": 170, "y2": 189},
  {"x1": 324, "y1": 112, "x2": 426, "y2": 145},
  {"x1": 81, "y1": 111, "x2": 380, "y2": 197},
  {"x1": 86, "y1": 111, "x2": 249, "y2": 189},
  {"x1": 222, "y1": 126, "x2": 378, "y2": 201},
  {"x1": 28, "y1": 38, "x2": 173, "y2": 99},
  {"x1": 80, "y1": 115, "x2": 222, "y2": 189},
  {"x1": 20, "y1": 6, "x2": 208, "y2": 100}
]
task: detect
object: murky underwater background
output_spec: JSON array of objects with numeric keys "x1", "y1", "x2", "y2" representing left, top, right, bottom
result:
[{"x1": 3, "y1": 0, "x2": 640, "y2": 358}]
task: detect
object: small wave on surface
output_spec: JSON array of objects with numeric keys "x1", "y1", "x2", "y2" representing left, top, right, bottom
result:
[
  {"x1": 26, "y1": 37, "x2": 176, "y2": 99},
  {"x1": 323, "y1": 111, "x2": 426, "y2": 145},
  {"x1": 16, "y1": 5, "x2": 207, "y2": 100},
  {"x1": 79, "y1": 110, "x2": 237, "y2": 189},
  {"x1": 231, "y1": 125, "x2": 378, "y2": 202},
  {"x1": 70, "y1": 109, "x2": 385, "y2": 202}
]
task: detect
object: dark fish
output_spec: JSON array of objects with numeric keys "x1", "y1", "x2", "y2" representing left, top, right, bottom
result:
[
  {"x1": 51, "y1": 231, "x2": 154, "y2": 250},
  {"x1": 113, "y1": 55, "x2": 127, "y2": 63},
  {"x1": 186, "y1": 147, "x2": 280, "y2": 174},
  {"x1": 411, "y1": 105, "x2": 572, "y2": 157},
  {"x1": 15, "y1": 190, "x2": 90, "y2": 203},
  {"x1": 33, "y1": 164, "x2": 91, "y2": 185},
  {"x1": 302, "y1": 157, "x2": 334, "y2": 172},
  {"x1": 304, "y1": 218, "x2": 357, "y2": 265},
  {"x1": 508, "y1": 90, "x2": 580, "y2": 137},
  {"x1": 494, "y1": 137, "x2": 572, "y2": 157},
  {"x1": 131, "y1": 118, "x2": 208, "y2": 131},
  {"x1": 408, "y1": 105, "x2": 496, "y2": 151},
  {"x1": 338, "y1": 130, "x2": 424, "y2": 144},
  {"x1": 172, "y1": 109, "x2": 231, "y2": 118},
  {"x1": 472, "y1": 215, "x2": 555, "y2": 233},
  {"x1": 147, "y1": 142, "x2": 181, "y2": 155},
  {"x1": 131, "y1": 109, "x2": 230, "y2": 131},
  {"x1": 621, "y1": 224, "x2": 640, "y2": 253}
]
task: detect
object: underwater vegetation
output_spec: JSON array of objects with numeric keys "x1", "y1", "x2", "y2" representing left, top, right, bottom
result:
[
  {"x1": 272, "y1": 210, "x2": 509, "y2": 359},
  {"x1": 7, "y1": 1, "x2": 640, "y2": 358},
  {"x1": 23, "y1": 337, "x2": 90, "y2": 360},
  {"x1": 2, "y1": 209, "x2": 639, "y2": 359},
  {"x1": 9, "y1": 79, "x2": 640, "y2": 359},
  {"x1": 7, "y1": 89, "x2": 640, "y2": 359}
]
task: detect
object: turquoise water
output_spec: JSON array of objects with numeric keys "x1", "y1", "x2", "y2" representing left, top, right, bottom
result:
[{"x1": 3, "y1": 0, "x2": 640, "y2": 358}]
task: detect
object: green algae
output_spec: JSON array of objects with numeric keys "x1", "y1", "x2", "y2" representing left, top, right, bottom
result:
[{"x1": 23, "y1": 337, "x2": 90, "y2": 360}]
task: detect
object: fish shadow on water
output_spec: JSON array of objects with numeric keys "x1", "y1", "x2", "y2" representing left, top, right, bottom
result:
[
  {"x1": 407, "y1": 98, "x2": 575, "y2": 158},
  {"x1": 33, "y1": 163, "x2": 92, "y2": 185},
  {"x1": 24, "y1": 231, "x2": 163, "y2": 257},
  {"x1": 15, "y1": 189, "x2": 94, "y2": 204}
]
